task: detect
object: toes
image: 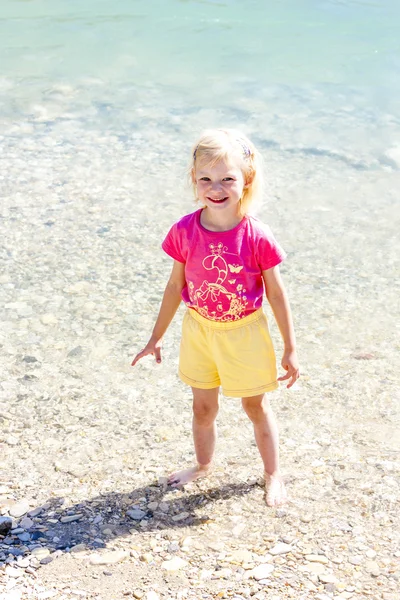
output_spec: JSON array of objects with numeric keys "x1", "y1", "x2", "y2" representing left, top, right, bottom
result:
[{"x1": 265, "y1": 479, "x2": 287, "y2": 507}]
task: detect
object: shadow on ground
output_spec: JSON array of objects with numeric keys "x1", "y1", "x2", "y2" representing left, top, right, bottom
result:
[{"x1": 2, "y1": 479, "x2": 262, "y2": 560}]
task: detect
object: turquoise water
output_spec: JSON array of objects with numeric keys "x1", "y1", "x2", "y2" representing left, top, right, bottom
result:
[{"x1": 1, "y1": 0, "x2": 400, "y2": 167}]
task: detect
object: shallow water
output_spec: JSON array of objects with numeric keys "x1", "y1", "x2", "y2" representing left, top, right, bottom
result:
[
  {"x1": 1, "y1": 0, "x2": 400, "y2": 156},
  {"x1": 1, "y1": 1, "x2": 399, "y2": 442}
]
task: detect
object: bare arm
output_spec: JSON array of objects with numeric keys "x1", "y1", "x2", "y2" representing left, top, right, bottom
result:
[
  {"x1": 262, "y1": 265, "x2": 300, "y2": 388},
  {"x1": 132, "y1": 260, "x2": 186, "y2": 365}
]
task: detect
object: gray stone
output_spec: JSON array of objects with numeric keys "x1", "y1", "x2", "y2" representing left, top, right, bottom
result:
[
  {"x1": 11, "y1": 528, "x2": 24, "y2": 534},
  {"x1": 28, "y1": 507, "x2": 44, "y2": 518},
  {"x1": 70, "y1": 543, "x2": 86, "y2": 553},
  {"x1": 171, "y1": 512, "x2": 190, "y2": 522},
  {"x1": 19, "y1": 517, "x2": 34, "y2": 529},
  {"x1": 60, "y1": 514, "x2": 83, "y2": 523},
  {"x1": 0, "y1": 517, "x2": 13, "y2": 535},
  {"x1": 127, "y1": 508, "x2": 146, "y2": 521},
  {"x1": 23, "y1": 355, "x2": 39, "y2": 363}
]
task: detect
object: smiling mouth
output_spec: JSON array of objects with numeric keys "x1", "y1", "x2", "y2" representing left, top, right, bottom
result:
[{"x1": 208, "y1": 197, "x2": 228, "y2": 204}]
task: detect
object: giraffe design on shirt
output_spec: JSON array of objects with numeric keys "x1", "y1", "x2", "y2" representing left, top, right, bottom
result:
[{"x1": 189, "y1": 242, "x2": 248, "y2": 321}]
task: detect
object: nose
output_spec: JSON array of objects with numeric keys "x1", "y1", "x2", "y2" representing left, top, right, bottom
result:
[{"x1": 210, "y1": 181, "x2": 223, "y2": 192}]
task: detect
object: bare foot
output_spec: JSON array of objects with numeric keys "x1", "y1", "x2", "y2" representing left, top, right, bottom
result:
[
  {"x1": 168, "y1": 464, "x2": 211, "y2": 488},
  {"x1": 264, "y1": 473, "x2": 287, "y2": 507}
]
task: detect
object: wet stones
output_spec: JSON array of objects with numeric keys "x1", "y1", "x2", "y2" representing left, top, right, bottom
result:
[
  {"x1": 0, "y1": 516, "x2": 13, "y2": 535},
  {"x1": 127, "y1": 508, "x2": 147, "y2": 521}
]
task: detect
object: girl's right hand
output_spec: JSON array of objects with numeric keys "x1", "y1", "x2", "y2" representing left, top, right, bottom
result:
[{"x1": 131, "y1": 337, "x2": 162, "y2": 366}]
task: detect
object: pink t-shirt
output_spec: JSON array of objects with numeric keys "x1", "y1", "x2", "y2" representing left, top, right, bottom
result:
[{"x1": 162, "y1": 209, "x2": 286, "y2": 322}]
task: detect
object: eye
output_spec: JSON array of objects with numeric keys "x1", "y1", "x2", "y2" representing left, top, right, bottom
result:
[
  {"x1": 199, "y1": 177, "x2": 211, "y2": 181},
  {"x1": 223, "y1": 177, "x2": 234, "y2": 181}
]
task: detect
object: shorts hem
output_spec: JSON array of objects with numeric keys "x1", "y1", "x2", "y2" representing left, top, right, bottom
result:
[
  {"x1": 179, "y1": 370, "x2": 221, "y2": 390},
  {"x1": 222, "y1": 381, "x2": 279, "y2": 398}
]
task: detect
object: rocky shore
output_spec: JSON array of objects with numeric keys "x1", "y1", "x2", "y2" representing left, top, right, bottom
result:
[{"x1": 1, "y1": 125, "x2": 399, "y2": 599}]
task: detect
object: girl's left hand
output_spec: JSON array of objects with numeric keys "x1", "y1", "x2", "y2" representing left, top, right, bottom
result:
[{"x1": 278, "y1": 350, "x2": 300, "y2": 388}]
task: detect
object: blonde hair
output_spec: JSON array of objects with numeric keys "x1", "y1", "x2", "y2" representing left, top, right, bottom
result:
[{"x1": 190, "y1": 128, "x2": 264, "y2": 215}]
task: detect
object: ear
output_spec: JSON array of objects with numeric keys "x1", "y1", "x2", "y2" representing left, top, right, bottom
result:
[
  {"x1": 191, "y1": 168, "x2": 197, "y2": 185},
  {"x1": 244, "y1": 170, "x2": 255, "y2": 188}
]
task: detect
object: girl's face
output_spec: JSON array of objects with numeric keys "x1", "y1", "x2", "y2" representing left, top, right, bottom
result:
[{"x1": 193, "y1": 159, "x2": 247, "y2": 217}]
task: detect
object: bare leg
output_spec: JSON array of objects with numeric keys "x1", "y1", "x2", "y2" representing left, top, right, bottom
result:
[
  {"x1": 168, "y1": 387, "x2": 219, "y2": 487},
  {"x1": 242, "y1": 394, "x2": 287, "y2": 507}
]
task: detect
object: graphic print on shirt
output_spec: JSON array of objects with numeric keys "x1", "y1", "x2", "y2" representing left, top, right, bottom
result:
[{"x1": 188, "y1": 242, "x2": 248, "y2": 321}]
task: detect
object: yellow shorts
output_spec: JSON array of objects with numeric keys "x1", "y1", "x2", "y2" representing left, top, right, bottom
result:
[{"x1": 179, "y1": 308, "x2": 279, "y2": 398}]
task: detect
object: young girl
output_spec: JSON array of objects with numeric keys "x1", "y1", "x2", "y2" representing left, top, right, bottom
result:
[{"x1": 132, "y1": 129, "x2": 299, "y2": 506}]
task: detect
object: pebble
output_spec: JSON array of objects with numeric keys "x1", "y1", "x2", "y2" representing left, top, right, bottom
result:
[
  {"x1": 146, "y1": 593, "x2": 160, "y2": 600},
  {"x1": 161, "y1": 557, "x2": 188, "y2": 571},
  {"x1": 6, "y1": 435, "x2": 19, "y2": 446},
  {"x1": 348, "y1": 555, "x2": 363, "y2": 565},
  {"x1": 300, "y1": 514, "x2": 313, "y2": 523},
  {"x1": 305, "y1": 554, "x2": 329, "y2": 564},
  {"x1": 70, "y1": 544, "x2": 86, "y2": 553},
  {"x1": 269, "y1": 543, "x2": 293, "y2": 556},
  {"x1": 0, "y1": 516, "x2": 13, "y2": 534},
  {"x1": 19, "y1": 517, "x2": 34, "y2": 529},
  {"x1": 171, "y1": 512, "x2": 190, "y2": 522},
  {"x1": 213, "y1": 567, "x2": 232, "y2": 579},
  {"x1": 250, "y1": 563, "x2": 274, "y2": 580},
  {"x1": 60, "y1": 514, "x2": 83, "y2": 523},
  {"x1": 17, "y1": 558, "x2": 30, "y2": 568},
  {"x1": 127, "y1": 508, "x2": 147, "y2": 521},
  {"x1": 319, "y1": 573, "x2": 338, "y2": 584},
  {"x1": 5, "y1": 566, "x2": 22, "y2": 578},
  {"x1": 229, "y1": 549, "x2": 254, "y2": 564},
  {"x1": 302, "y1": 562, "x2": 326, "y2": 575},
  {"x1": 365, "y1": 560, "x2": 380, "y2": 577},
  {"x1": 9, "y1": 501, "x2": 31, "y2": 518},
  {"x1": 140, "y1": 553, "x2": 153, "y2": 563},
  {"x1": 31, "y1": 548, "x2": 50, "y2": 560},
  {"x1": 89, "y1": 551, "x2": 129, "y2": 565},
  {"x1": 28, "y1": 507, "x2": 44, "y2": 518}
]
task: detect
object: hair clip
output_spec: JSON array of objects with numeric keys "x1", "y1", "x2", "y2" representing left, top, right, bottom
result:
[
  {"x1": 237, "y1": 139, "x2": 251, "y2": 157},
  {"x1": 193, "y1": 139, "x2": 251, "y2": 162}
]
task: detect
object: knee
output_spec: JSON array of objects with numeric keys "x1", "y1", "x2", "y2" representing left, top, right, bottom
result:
[
  {"x1": 242, "y1": 396, "x2": 268, "y2": 423},
  {"x1": 193, "y1": 401, "x2": 219, "y2": 426}
]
